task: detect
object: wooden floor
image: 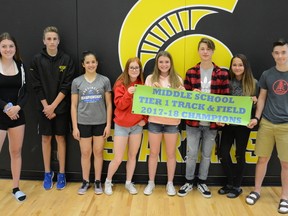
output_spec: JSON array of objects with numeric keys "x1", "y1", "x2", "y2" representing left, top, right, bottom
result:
[{"x1": 0, "y1": 179, "x2": 284, "y2": 216}]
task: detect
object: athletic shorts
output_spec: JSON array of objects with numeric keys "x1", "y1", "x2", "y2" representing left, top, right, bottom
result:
[
  {"x1": 114, "y1": 123, "x2": 143, "y2": 136},
  {"x1": 0, "y1": 110, "x2": 25, "y2": 130},
  {"x1": 255, "y1": 118, "x2": 288, "y2": 162},
  {"x1": 148, "y1": 122, "x2": 178, "y2": 134},
  {"x1": 38, "y1": 111, "x2": 70, "y2": 136},
  {"x1": 78, "y1": 123, "x2": 106, "y2": 138}
]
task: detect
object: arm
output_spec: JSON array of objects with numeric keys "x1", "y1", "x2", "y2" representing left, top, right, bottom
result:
[
  {"x1": 71, "y1": 93, "x2": 80, "y2": 141},
  {"x1": 29, "y1": 57, "x2": 46, "y2": 101},
  {"x1": 247, "y1": 88, "x2": 267, "y2": 128},
  {"x1": 58, "y1": 57, "x2": 75, "y2": 96},
  {"x1": 43, "y1": 92, "x2": 65, "y2": 118},
  {"x1": 103, "y1": 91, "x2": 112, "y2": 139},
  {"x1": 114, "y1": 84, "x2": 133, "y2": 111}
]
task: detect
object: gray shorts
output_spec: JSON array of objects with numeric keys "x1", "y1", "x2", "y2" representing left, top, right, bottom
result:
[{"x1": 114, "y1": 123, "x2": 143, "y2": 137}]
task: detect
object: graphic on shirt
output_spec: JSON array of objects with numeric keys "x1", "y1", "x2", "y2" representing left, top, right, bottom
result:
[
  {"x1": 273, "y1": 79, "x2": 288, "y2": 95},
  {"x1": 201, "y1": 76, "x2": 211, "y2": 93},
  {"x1": 118, "y1": 0, "x2": 238, "y2": 77},
  {"x1": 81, "y1": 87, "x2": 102, "y2": 103}
]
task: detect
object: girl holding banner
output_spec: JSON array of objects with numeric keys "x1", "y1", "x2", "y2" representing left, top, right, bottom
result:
[
  {"x1": 218, "y1": 54, "x2": 258, "y2": 198},
  {"x1": 104, "y1": 57, "x2": 147, "y2": 195},
  {"x1": 143, "y1": 51, "x2": 184, "y2": 196}
]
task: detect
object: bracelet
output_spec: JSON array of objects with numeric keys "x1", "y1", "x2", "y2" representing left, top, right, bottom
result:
[{"x1": 252, "y1": 117, "x2": 260, "y2": 124}]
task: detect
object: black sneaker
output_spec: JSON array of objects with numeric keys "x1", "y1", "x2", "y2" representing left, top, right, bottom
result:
[
  {"x1": 177, "y1": 183, "x2": 193, "y2": 197},
  {"x1": 197, "y1": 182, "x2": 211, "y2": 198}
]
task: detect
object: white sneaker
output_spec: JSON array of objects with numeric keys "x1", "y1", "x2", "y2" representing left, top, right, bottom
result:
[
  {"x1": 143, "y1": 181, "x2": 155, "y2": 195},
  {"x1": 104, "y1": 180, "x2": 113, "y2": 195},
  {"x1": 125, "y1": 182, "x2": 138, "y2": 195},
  {"x1": 166, "y1": 182, "x2": 176, "y2": 196}
]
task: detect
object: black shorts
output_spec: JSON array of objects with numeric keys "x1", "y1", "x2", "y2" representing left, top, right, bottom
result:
[
  {"x1": 0, "y1": 110, "x2": 25, "y2": 130},
  {"x1": 78, "y1": 123, "x2": 106, "y2": 138},
  {"x1": 38, "y1": 111, "x2": 70, "y2": 136}
]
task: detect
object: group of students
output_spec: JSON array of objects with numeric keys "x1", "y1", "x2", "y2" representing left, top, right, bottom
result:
[{"x1": 0, "y1": 26, "x2": 287, "y2": 214}]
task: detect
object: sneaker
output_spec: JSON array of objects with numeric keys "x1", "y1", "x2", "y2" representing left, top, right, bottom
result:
[
  {"x1": 78, "y1": 180, "x2": 90, "y2": 195},
  {"x1": 104, "y1": 180, "x2": 113, "y2": 195},
  {"x1": 166, "y1": 182, "x2": 176, "y2": 196},
  {"x1": 125, "y1": 182, "x2": 138, "y2": 195},
  {"x1": 143, "y1": 181, "x2": 155, "y2": 195},
  {"x1": 197, "y1": 182, "x2": 212, "y2": 198},
  {"x1": 94, "y1": 180, "x2": 103, "y2": 195},
  {"x1": 56, "y1": 173, "x2": 66, "y2": 190},
  {"x1": 43, "y1": 171, "x2": 54, "y2": 190},
  {"x1": 177, "y1": 183, "x2": 193, "y2": 197}
]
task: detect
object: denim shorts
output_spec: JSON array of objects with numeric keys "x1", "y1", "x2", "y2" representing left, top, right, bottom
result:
[
  {"x1": 114, "y1": 123, "x2": 143, "y2": 136},
  {"x1": 148, "y1": 122, "x2": 179, "y2": 134}
]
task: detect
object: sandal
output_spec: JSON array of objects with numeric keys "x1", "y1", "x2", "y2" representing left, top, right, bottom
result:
[
  {"x1": 12, "y1": 190, "x2": 26, "y2": 202},
  {"x1": 278, "y1": 199, "x2": 288, "y2": 214},
  {"x1": 227, "y1": 188, "x2": 243, "y2": 198},
  {"x1": 218, "y1": 185, "x2": 233, "y2": 195},
  {"x1": 245, "y1": 191, "x2": 260, "y2": 205}
]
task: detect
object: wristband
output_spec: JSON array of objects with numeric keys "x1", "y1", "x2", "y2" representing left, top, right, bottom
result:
[
  {"x1": 3, "y1": 102, "x2": 13, "y2": 113},
  {"x1": 252, "y1": 117, "x2": 260, "y2": 124}
]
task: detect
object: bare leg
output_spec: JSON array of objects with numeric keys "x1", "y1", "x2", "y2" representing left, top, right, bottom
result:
[
  {"x1": 106, "y1": 136, "x2": 128, "y2": 180},
  {"x1": 163, "y1": 133, "x2": 178, "y2": 182},
  {"x1": 280, "y1": 161, "x2": 288, "y2": 200},
  {"x1": 55, "y1": 135, "x2": 66, "y2": 173},
  {"x1": 148, "y1": 133, "x2": 162, "y2": 181},
  {"x1": 254, "y1": 156, "x2": 270, "y2": 194},
  {"x1": 126, "y1": 133, "x2": 142, "y2": 181},
  {"x1": 8, "y1": 125, "x2": 25, "y2": 188},
  {"x1": 93, "y1": 136, "x2": 105, "y2": 181},
  {"x1": 42, "y1": 135, "x2": 52, "y2": 172},
  {"x1": 79, "y1": 137, "x2": 93, "y2": 181}
]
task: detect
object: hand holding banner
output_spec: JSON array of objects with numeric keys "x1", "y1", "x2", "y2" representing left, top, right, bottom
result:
[{"x1": 132, "y1": 85, "x2": 253, "y2": 126}]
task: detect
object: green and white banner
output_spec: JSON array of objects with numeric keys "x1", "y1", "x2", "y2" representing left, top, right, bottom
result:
[{"x1": 132, "y1": 85, "x2": 253, "y2": 126}]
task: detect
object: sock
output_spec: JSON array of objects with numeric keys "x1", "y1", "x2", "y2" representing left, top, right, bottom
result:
[
  {"x1": 12, "y1": 187, "x2": 20, "y2": 194},
  {"x1": 106, "y1": 179, "x2": 111, "y2": 183},
  {"x1": 126, "y1": 181, "x2": 131, "y2": 185},
  {"x1": 12, "y1": 187, "x2": 26, "y2": 201},
  {"x1": 148, "y1": 180, "x2": 154, "y2": 185},
  {"x1": 187, "y1": 179, "x2": 194, "y2": 184},
  {"x1": 167, "y1": 181, "x2": 173, "y2": 185}
]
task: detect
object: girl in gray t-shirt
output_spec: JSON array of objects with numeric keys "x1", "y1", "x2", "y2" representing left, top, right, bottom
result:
[{"x1": 71, "y1": 51, "x2": 112, "y2": 195}]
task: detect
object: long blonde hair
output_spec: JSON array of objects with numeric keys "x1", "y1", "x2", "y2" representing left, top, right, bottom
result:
[{"x1": 150, "y1": 51, "x2": 182, "y2": 88}]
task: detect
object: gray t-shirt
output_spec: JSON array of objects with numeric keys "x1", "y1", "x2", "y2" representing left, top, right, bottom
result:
[
  {"x1": 200, "y1": 67, "x2": 212, "y2": 126},
  {"x1": 260, "y1": 67, "x2": 288, "y2": 123},
  {"x1": 71, "y1": 74, "x2": 111, "y2": 125}
]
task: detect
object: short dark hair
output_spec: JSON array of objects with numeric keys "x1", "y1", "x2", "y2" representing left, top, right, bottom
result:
[{"x1": 272, "y1": 38, "x2": 288, "y2": 50}]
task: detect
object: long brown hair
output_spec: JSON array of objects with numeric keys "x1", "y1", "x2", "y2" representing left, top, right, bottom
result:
[
  {"x1": 0, "y1": 32, "x2": 21, "y2": 62},
  {"x1": 150, "y1": 51, "x2": 182, "y2": 88},
  {"x1": 229, "y1": 54, "x2": 256, "y2": 96},
  {"x1": 114, "y1": 57, "x2": 144, "y2": 88}
]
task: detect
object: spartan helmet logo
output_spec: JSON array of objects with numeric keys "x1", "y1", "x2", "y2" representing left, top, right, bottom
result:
[{"x1": 118, "y1": 0, "x2": 238, "y2": 77}]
